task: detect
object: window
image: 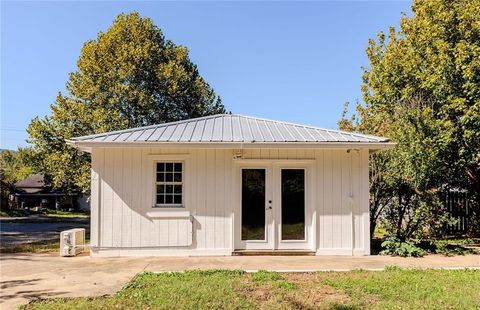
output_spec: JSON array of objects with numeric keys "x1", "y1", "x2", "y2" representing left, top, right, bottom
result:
[{"x1": 155, "y1": 162, "x2": 183, "y2": 207}]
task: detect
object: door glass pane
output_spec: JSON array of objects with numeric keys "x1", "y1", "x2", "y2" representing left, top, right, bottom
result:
[
  {"x1": 281, "y1": 169, "x2": 305, "y2": 240},
  {"x1": 242, "y1": 169, "x2": 266, "y2": 240}
]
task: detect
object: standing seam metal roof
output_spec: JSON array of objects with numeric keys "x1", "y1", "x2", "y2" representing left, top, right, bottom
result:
[{"x1": 70, "y1": 114, "x2": 390, "y2": 144}]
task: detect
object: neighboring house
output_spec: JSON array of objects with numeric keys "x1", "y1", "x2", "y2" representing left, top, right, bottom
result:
[
  {"x1": 68, "y1": 114, "x2": 393, "y2": 257},
  {"x1": 12, "y1": 173, "x2": 85, "y2": 210}
]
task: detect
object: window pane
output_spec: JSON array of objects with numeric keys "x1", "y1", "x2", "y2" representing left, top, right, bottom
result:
[
  {"x1": 174, "y1": 173, "x2": 182, "y2": 182},
  {"x1": 174, "y1": 195, "x2": 182, "y2": 204},
  {"x1": 173, "y1": 185, "x2": 182, "y2": 194},
  {"x1": 241, "y1": 169, "x2": 266, "y2": 240},
  {"x1": 157, "y1": 163, "x2": 165, "y2": 173},
  {"x1": 281, "y1": 169, "x2": 305, "y2": 240},
  {"x1": 156, "y1": 184, "x2": 165, "y2": 194},
  {"x1": 156, "y1": 173, "x2": 165, "y2": 182},
  {"x1": 166, "y1": 163, "x2": 173, "y2": 172},
  {"x1": 174, "y1": 163, "x2": 182, "y2": 172},
  {"x1": 156, "y1": 194, "x2": 165, "y2": 204},
  {"x1": 165, "y1": 195, "x2": 173, "y2": 204},
  {"x1": 166, "y1": 185, "x2": 173, "y2": 193},
  {"x1": 166, "y1": 173, "x2": 173, "y2": 182}
]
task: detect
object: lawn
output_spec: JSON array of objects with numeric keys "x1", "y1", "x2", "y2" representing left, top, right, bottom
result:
[
  {"x1": 0, "y1": 208, "x2": 90, "y2": 219},
  {"x1": 43, "y1": 210, "x2": 90, "y2": 219},
  {"x1": 24, "y1": 268, "x2": 480, "y2": 309},
  {"x1": 0, "y1": 239, "x2": 60, "y2": 254}
]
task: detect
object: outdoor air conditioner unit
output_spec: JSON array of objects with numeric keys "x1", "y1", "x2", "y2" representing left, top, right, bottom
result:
[{"x1": 60, "y1": 228, "x2": 85, "y2": 257}]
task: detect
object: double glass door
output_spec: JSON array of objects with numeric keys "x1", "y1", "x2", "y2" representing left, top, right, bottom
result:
[{"x1": 237, "y1": 164, "x2": 310, "y2": 250}]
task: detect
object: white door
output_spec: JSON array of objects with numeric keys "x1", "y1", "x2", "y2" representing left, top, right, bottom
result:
[
  {"x1": 237, "y1": 165, "x2": 274, "y2": 250},
  {"x1": 274, "y1": 165, "x2": 311, "y2": 250},
  {"x1": 235, "y1": 162, "x2": 313, "y2": 251}
]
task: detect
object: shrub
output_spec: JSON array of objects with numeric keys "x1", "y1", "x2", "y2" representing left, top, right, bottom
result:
[
  {"x1": 380, "y1": 236, "x2": 427, "y2": 257},
  {"x1": 433, "y1": 241, "x2": 477, "y2": 256}
]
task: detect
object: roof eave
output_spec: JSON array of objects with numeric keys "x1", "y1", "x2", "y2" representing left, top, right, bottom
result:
[
  {"x1": 66, "y1": 139, "x2": 92, "y2": 153},
  {"x1": 67, "y1": 140, "x2": 396, "y2": 153}
]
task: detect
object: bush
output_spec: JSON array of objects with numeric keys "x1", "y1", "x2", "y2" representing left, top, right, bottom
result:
[
  {"x1": 380, "y1": 236, "x2": 427, "y2": 257},
  {"x1": 433, "y1": 241, "x2": 477, "y2": 256}
]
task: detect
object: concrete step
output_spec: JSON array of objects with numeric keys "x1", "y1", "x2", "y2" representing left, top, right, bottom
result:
[{"x1": 232, "y1": 250, "x2": 315, "y2": 256}]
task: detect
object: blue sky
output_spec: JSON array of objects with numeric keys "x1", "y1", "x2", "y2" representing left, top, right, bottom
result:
[{"x1": 1, "y1": 1, "x2": 411, "y2": 150}]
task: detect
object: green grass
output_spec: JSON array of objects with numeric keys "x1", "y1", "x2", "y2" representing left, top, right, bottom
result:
[
  {"x1": 24, "y1": 270, "x2": 254, "y2": 310},
  {"x1": 250, "y1": 270, "x2": 284, "y2": 283},
  {"x1": 437, "y1": 237, "x2": 480, "y2": 245},
  {"x1": 0, "y1": 208, "x2": 27, "y2": 217},
  {"x1": 322, "y1": 267, "x2": 480, "y2": 309},
  {"x1": 43, "y1": 210, "x2": 90, "y2": 219},
  {"x1": 23, "y1": 268, "x2": 480, "y2": 310},
  {"x1": 0, "y1": 239, "x2": 60, "y2": 254}
]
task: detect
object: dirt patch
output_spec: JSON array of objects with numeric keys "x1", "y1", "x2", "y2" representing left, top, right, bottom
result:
[
  {"x1": 283, "y1": 273, "x2": 353, "y2": 309},
  {"x1": 314, "y1": 272, "x2": 380, "y2": 308},
  {"x1": 241, "y1": 273, "x2": 354, "y2": 309},
  {"x1": 241, "y1": 281, "x2": 273, "y2": 303}
]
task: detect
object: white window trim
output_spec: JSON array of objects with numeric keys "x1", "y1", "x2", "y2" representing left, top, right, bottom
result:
[
  {"x1": 154, "y1": 161, "x2": 184, "y2": 208},
  {"x1": 147, "y1": 154, "x2": 190, "y2": 209}
]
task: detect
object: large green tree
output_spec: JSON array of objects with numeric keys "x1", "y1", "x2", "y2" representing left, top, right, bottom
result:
[
  {"x1": 28, "y1": 12, "x2": 226, "y2": 192},
  {"x1": 341, "y1": 0, "x2": 480, "y2": 238},
  {"x1": 0, "y1": 148, "x2": 38, "y2": 210}
]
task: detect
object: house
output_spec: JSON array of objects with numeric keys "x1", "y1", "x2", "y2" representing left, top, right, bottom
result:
[
  {"x1": 12, "y1": 173, "x2": 90, "y2": 211},
  {"x1": 68, "y1": 114, "x2": 393, "y2": 257},
  {"x1": 12, "y1": 173, "x2": 79, "y2": 210}
]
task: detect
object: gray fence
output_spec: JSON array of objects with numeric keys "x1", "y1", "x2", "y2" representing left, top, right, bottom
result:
[{"x1": 442, "y1": 190, "x2": 470, "y2": 234}]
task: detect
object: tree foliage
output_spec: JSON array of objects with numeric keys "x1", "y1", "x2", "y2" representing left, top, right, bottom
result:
[
  {"x1": 0, "y1": 148, "x2": 37, "y2": 185},
  {"x1": 341, "y1": 0, "x2": 480, "y2": 239},
  {"x1": 0, "y1": 148, "x2": 38, "y2": 209},
  {"x1": 28, "y1": 12, "x2": 226, "y2": 192}
]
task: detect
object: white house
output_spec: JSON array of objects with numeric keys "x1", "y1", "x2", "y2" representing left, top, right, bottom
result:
[{"x1": 68, "y1": 114, "x2": 393, "y2": 257}]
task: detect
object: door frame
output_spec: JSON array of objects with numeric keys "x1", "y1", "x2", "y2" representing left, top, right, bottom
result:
[
  {"x1": 273, "y1": 162, "x2": 313, "y2": 250},
  {"x1": 234, "y1": 163, "x2": 274, "y2": 250},
  {"x1": 233, "y1": 159, "x2": 316, "y2": 251}
]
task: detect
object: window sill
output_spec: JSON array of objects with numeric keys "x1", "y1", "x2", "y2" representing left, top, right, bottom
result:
[
  {"x1": 146, "y1": 209, "x2": 190, "y2": 219},
  {"x1": 154, "y1": 204, "x2": 184, "y2": 208}
]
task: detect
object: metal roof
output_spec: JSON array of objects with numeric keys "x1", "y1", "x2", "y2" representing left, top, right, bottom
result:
[{"x1": 68, "y1": 114, "x2": 392, "y2": 149}]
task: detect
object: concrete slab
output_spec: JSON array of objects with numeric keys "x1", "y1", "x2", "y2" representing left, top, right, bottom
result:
[
  {"x1": 143, "y1": 254, "x2": 480, "y2": 272},
  {"x1": 1, "y1": 253, "x2": 479, "y2": 309},
  {"x1": 0, "y1": 253, "x2": 150, "y2": 310}
]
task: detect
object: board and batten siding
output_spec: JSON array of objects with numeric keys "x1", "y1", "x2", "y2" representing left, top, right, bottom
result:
[{"x1": 90, "y1": 147, "x2": 369, "y2": 256}]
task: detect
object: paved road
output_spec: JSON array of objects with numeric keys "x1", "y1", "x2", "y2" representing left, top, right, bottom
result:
[{"x1": 0, "y1": 218, "x2": 89, "y2": 247}]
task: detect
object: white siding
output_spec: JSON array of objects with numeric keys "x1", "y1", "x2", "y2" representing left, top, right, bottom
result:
[
  {"x1": 91, "y1": 147, "x2": 370, "y2": 256},
  {"x1": 241, "y1": 148, "x2": 369, "y2": 255}
]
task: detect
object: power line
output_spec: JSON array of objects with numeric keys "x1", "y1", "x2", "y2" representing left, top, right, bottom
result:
[{"x1": 0, "y1": 128, "x2": 26, "y2": 132}]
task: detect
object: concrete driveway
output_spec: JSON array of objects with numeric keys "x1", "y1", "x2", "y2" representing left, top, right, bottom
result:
[
  {"x1": 1, "y1": 253, "x2": 479, "y2": 309},
  {"x1": 0, "y1": 252, "x2": 148, "y2": 309}
]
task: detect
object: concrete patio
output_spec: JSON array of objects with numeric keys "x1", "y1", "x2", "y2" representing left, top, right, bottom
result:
[{"x1": 1, "y1": 252, "x2": 479, "y2": 309}]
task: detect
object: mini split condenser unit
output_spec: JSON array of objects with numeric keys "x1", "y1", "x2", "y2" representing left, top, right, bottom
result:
[{"x1": 60, "y1": 228, "x2": 85, "y2": 257}]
